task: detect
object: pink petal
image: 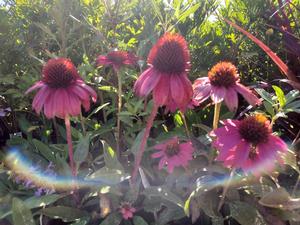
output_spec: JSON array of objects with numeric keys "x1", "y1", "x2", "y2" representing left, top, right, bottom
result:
[
  {"x1": 153, "y1": 75, "x2": 170, "y2": 106},
  {"x1": 68, "y1": 93, "x2": 81, "y2": 116},
  {"x1": 224, "y1": 88, "x2": 238, "y2": 111},
  {"x1": 234, "y1": 83, "x2": 261, "y2": 106},
  {"x1": 151, "y1": 150, "x2": 165, "y2": 159},
  {"x1": 140, "y1": 70, "x2": 161, "y2": 97},
  {"x1": 96, "y1": 55, "x2": 111, "y2": 66},
  {"x1": 44, "y1": 91, "x2": 56, "y2": 119},
  {"x1": 134, "y1": 67, "x2": 153, "y2": 96},
  {"x1": 193, "y1": 77, "x2": 210, "y2": 87},
  {"x1": 158, "y1": 157, "x2": 167, "y2": 170},
  {"x1": 26, "y1": 81, "x2": 45, "y2": 94},
  {"x1": 32, "y1": 86, "x2": 50, "y2": 114},
  {"x1": 77, "y1": 81, "x2": 97, "y2": 102},
  {"x1": 211, "y1": 86, "x2": 226, "y2": 103},
  {"x1": 193, "y1": 84, "x2": 212, "y2": 103},
  {"x1": 171, "y1": 75, "x2": 185, "y2": 109},
  {"x1": 232, "y1": 140, "x2": 251, "y2": 168}
]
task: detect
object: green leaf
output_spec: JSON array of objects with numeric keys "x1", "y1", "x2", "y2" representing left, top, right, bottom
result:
[
  {"x1": 229, "y1": 201, "x2": 258, "y2": 225},
  {"x1": 100, "y1": 212, "x2": 122, "y2": 225},
  {"x1": 272, "y1": 85, "x2": 286, "y2": 107},
  {"x1": 74, "y1": 134, "x2": 90, "y2": 166},
  {"x1": 12, "y1": 198, "x2": 35, "y2": 225},
  {"x1": 87, "y1": 103, "x2": 110, "y2": 119},
  {"x1": 41, "y1": 206, "x2": 88, "y2": 222},
  {"x1": 173, "y1": 113, "x2": 183, "y2": 127},
  {"x1": 263, "y1": 101, "x2": 275, "y2": 116},
  {"x1": 143, "y1": 186, "x2": 184, "y2": 208},
  {"x1": 98, "y1": 86, "x2": 117, "y2": 93},
  {"x1": 285, "y1": 90, "x2": 299, "y2": 105},
  {"x1": 177, "y1": 3, "x2": 200, "y2": 22},
  {"x1": 32, "y1": 139, "x2": 56, "y2": 162},
  {"x1": 24, "y1": 194, "x2": 65, "y2": 209},
  {"x1": 86, "y1": 167, "x2": 129, "y2": 185},
  {"x1": 129, "y1": 129, "x2": 145, "y2": 156},
  {"x1": 255, "y1": 88, "x2": 274, "y2": 104},
  {"x1": 102, "y1": 141, "x2": 123, "y2": 170},
  {"x1": 157, "y1": 202, "x2": 185, "y2": 225},
  {"x1": 133, "y1": 216, "x2": 148, "y2": 225}
]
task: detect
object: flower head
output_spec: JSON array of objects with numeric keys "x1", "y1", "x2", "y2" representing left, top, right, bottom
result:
[
  {"x1": 97, "y1": 50, "x2": 137, "y2": 71},
  {"x1": 193, "y1": 61, "x2": 261, "y2": 111},
  {"x1": 151, "y1": 136, "x2": 194, "y2": 173},
  {"x1": 134, "y1": 33, "x2": 193, "y2": 112},
  {"x1": 211, "y1": 114, "x2": 288, "y2": 175},
  {"x1": 120, "y1": 202, "x2": 136, "y2": 220},
  {"x1": 26, "y1": 58, "x2": 97, "y2": 119}
]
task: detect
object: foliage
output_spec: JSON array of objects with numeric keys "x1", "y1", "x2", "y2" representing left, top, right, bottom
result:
[{"x1": 1, "y1": 0, "x2": 300, "y2": 225}]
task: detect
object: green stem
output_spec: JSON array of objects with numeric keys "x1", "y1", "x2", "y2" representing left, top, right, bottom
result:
[
  {"x1": 180, "y1": 111, "x2": 190, "y2": 139},
  {"x1": 64, "y1": 115, "x2": 77, "y2": 177},
  {"x1": 131, "y1": 104, "x2": 159, "y2": 184},
  {"x1": 213, "y1": 102, "x2": 221, "y2": 130},
  {"x1": 116, "y1": 70, "x2": 122, "y2": 157},
  {"x1": 80, "y1": 113, "x2": 86, "y2": 136}
]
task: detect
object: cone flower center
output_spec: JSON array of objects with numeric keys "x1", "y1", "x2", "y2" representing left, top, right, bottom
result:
[
  {"x1": 208, "y1": 62, "x2": 238, "y2": 88},
  {"x1": 165, "y1": 142, "x2": 180, "y2": 157},
  {"x1": 238, "y1": 115, "x2": 270, "y2": 145},
  {"x1": 42, "y1": 58, "x2": 79, "y2": 88},
  {"x1": 107, "y1": 51, "x2": 127, "y2": 65},
  {"x1": 148, "y1": 33, "x2": 190, "y2": 75}
]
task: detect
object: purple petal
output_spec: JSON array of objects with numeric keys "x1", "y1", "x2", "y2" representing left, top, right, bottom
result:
[
  {"x1": 211, "y1": 86, "x2": 226, "y2": 103},
  {"x1": 234, "y1": 83, "x2": 261, "y2": 106},
  {"x1": 224, "y1": 88, "x2": 238, "y2": 111}
]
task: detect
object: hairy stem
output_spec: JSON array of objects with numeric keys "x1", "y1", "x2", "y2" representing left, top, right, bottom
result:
[
  {"x1": 213, "y1": 102, "x2": 221, "y2": 130},
  {"x1": 64, "y1": 115, "x2": 77, "y2": 177},
  {"x1": 131, "y1": 104, "x2": 159, "y2": 183},
  {"x1": 116, "y1": 71, "x2": 122, "y2": 158}
]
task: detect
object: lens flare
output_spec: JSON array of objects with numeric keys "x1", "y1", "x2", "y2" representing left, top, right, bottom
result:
[{"x1": 5, "y1": 149, "x2": 130, "y2": 191}]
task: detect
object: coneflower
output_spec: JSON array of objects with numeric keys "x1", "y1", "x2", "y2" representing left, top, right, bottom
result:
[{"x1": 26, "y1": 58, "x2": 97, "y2": 176}]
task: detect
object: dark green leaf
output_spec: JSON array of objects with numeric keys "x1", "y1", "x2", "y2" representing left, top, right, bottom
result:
[
  {"x1": 86, "y1": 167, "x2": 129, "y2": 185},
  {"x1": 133, "y1": 216, "x2": 148, "y2": 225},
  {"x1": 32, "y1": 139, "x2": 56, "y2": 162},
  {"x1": 100, "y1": 212, "x2": 122, "y2": 225},
  {"x1": 129, "y1": 129, "x2": 145, "y2": 156},
  {"x1": 41, "y1": 206, "x2": 88, "y2": 222},
  {"x1": 12, "y1": 198, "x2": 35, "y2": 225},
  {"x1": 229, "y1": 201, "x2": 258, "y2": 225},
  {"x1": 255, "y1": 88, "x2": 274, "y2": 104},
  {"x1": 74, "y1": 134, "x2": 90, "y2": 166},
  {"x1": 24, "y1": 194, "x2": 65, "y2": 209}
]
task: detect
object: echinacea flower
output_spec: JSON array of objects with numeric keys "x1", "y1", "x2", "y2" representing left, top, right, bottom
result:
[
  {"x1": 193, "y1": 61, "x2": 261, "y2": 111},
  {"x1": 97, "y1": 50, "x2": 137, "y2": 71},
  {"x1": 134, "y1": 33, "x2": 193, "y2": 112},
  {"x1": 26, "y1": 58, "x2": 97, "y2": 119},
  {"x1": 120, "y1": 203, "x2": 136, "y2": 220},
  {"x1": 151, "y1": 136, "x2": 194, "y2": 173},
  {"x1": 211, "y1": 114, "x2": 288, "y2": 175}
]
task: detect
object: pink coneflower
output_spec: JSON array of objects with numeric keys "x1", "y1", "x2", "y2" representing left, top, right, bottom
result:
[
  {"x1": 193, "y1": 61, "x2": 261, "y2": 111},
  {"x1": 26, "y1": 58, "x2": 97, "y2": 177},
  {"x1": 211, "y1": 114, "x2": 288, "y2": 175},
  {"x1": 151, "y1": 136, "x2": 194, "y2": 173},
  {"x1": 97, "y1": 50, "x2": 137, "y2": 71},
  {"x1": 131, "y1": 33, "x2": 193, "y2": 183},
  {"x1": 120, "y1": 203, "x2": 136, "y2": 220},
  {"x1": 134, "y1": 33, "x2": 193, "y2": 112},
  {"x1": 26, "y1": 58, "x2": 97, "y2": 119}
]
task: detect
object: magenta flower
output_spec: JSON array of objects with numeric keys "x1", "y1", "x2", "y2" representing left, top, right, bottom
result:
[
  {"x1": 26, "y1": 58, "x2": 97, "y2": 119},
  {"x1": 134, "y1": 33, "x2": 193, "y2": 112},
  {"x1": 97, "y1": 50, "x2": 137, "y2": 71},
  {"x1": 120, "y1": 203, "x2": 136, "y2": 220},
  {"x1": 152, "y1": 136, "x2": 194, "y2": 173},
  {"x1": 211, "y1": 114, "x2": 288, "y2": 175},
  {"x1": 193, "y1": 61, "x2": 261, "y2": 111}
]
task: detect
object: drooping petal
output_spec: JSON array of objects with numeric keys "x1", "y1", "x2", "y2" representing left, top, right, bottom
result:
[
  {"x1": 26, "y1": 81, "x2": 45, "y2": 94},
  {"x1": 140, "y1": 70, "x2": 161, "y2": 97},
  {"x1": 153, "y1": 75, "x2": 170, "y2": 106},
  {"x1": 193, "y1": 84, "x2": 212, "y2": 103},
  {"x1": 134, "y1": 67, "x2": 153, "y2": 96},
  {"x1": 171, "y1": 75, "x2": 185, "y2": 108},
  {"x1": 77, "y1": 81, "x2": 97, "y2": 102},
  {"x1": 32, "y1": 86, "x2": 50, "y2": 114},
  {"x1": 224, "y1": 87, "x2": 238, "y2": 111},
  {"x1": 68, "y1": 93, "x2": 82, "y2": 116},
  {"x1": 211, "y1": 86, "x2": 226, "y2": 103},
  {"x1": 235, "y1": 83, "x2": 261, "y2": 106},
  {"x1": 193, "y1": 77, "x2": 210, "y2": 87},
  {"x1": 230, "y1": 140, "x2": 251, "y2": 168},
  {"x1": 151, "y1": 150, "x2": 165, "y2": 159}
]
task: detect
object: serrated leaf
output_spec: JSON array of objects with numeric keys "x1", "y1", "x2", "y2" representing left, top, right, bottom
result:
[
  {"x1": 41, "y1": 206, "x2": 88, "y2": 222},
  {"x1": 133, "y1": 216, "x2": 148, "y2": 225},
  {"x1": 100, "y1": 212, "x2": 122, "y2": 225},
  {"x1": 272, "y1": 85, "x2": 286, "y2": 107},
  {"x1": 12, "y1": 198, "x2": 35, "y2": 225},
  {"x1": 74, "y1": 134, "x2": 90, "y2": 166}
]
